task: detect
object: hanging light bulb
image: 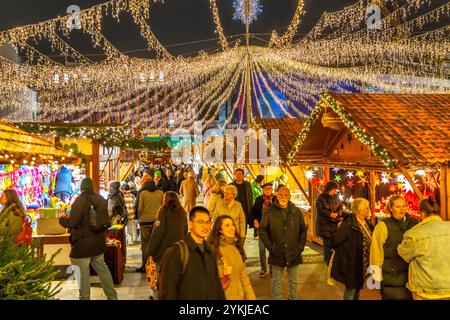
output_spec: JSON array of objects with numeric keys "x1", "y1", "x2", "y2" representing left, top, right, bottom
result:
[
  {"x1": 53, "y1": 74, "x2": 60, "y2": 84},
  {"x1": 158, "y1": 71, "x2": 165, "y2": 82}
]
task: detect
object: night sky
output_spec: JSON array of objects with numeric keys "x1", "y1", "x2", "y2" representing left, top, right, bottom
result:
[
  {"x1": 0, "y1": 0, "x2": 447, "y2": 59},
  {"x1": 0, "y1": 0, "x2": 358, "y2": 58}
]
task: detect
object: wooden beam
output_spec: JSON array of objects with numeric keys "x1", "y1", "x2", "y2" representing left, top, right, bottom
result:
[
  {"x1": 91, "y1": 140, "x2": 100, "y2": 193},
  {"x1": 286, "y1": 165, "x2": 311, "y2": 206},
  {"x1": 398, "y1": 165, "x2": 425, "y2": 201},
  {"x1": 369, "y1": 171, "x2": 377, "y2": 223},
  {"x1": 222, "y1": 162, "x2": 234, "y2": 182},
  {"x1": 244, "y1": 164, "x2": 256, "y2": 180},
  {"x1": 440, "y1": 163, "x2": 450, "y2": 221}
]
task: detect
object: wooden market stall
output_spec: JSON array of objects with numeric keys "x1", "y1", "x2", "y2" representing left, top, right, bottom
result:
[{"x1": 286, "y1": 93, "x2": 450, "y2": 245}]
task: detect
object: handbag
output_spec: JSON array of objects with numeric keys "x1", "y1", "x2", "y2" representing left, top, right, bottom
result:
[
  {"x1": 219, "y1": 256, "x2": 232, "y2": 290},
  {"x1": 15, "y1": 214, "x2": 33, "y2": 246},
  {"x1": 145, "y1": 256, "x2": 158, "y2": 290}
]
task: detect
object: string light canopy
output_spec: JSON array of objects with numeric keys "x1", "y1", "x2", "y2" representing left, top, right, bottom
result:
[{"x1": 0, "y1": 0, "x2": 448, "y2": 131}]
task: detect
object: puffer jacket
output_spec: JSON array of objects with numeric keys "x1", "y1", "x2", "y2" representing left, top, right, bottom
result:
[
  {"x1": 59, "y1": 192, "x2": 107, "y2": 259},
  {"x1": 259, "y1": 201, "x2": 308, "y2": 268},
  {"x1": 54, "y1": 166, "x2": 73, "y2": 194},
  {"x1": 398, "y1": 215, "x2": 450, "y2": 296}
]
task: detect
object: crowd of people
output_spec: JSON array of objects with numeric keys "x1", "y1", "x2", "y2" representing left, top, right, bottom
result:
[{"x1": 1, "y1": 162, "x2": 449, "y2": 301}]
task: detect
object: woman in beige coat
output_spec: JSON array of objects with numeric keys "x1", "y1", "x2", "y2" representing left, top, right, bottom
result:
[
  {"x1": 208, "y1": 215, "x2": 256, "y2": 300},
  {"x1": 179, "y1": 171, "x2": 200, "y2": 213},
  {"x1": 213, "y1": 185, "x2": 247, "y2": 238}
]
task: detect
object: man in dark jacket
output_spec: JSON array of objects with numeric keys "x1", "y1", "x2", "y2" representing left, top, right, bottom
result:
[
  {"x1": 107, "y1": 181, "x2": 127, "y2": 225},
  {"x1": 165, "y1": 168, "x2": 178, "y2": 192},
  {"x1": 59, "y1": 177, "x2": 118, "y2": 300},
  {"x1": 316, "y1": 181, "x2": 343, "y2": 265},
  {"x1": 230, "y1": 168, "x2": 253, "y2": 235},
  {"x1": 250, "y1": 182, "x2": 276, "y2": 278},
  {"x1": 259, "y1": 186, "x2": 308, "y2": 300},
  {"x1": 159, "y1": 206, "x2": 225, "y2": 300}
]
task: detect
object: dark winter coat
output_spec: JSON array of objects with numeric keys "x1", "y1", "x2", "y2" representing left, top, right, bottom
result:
[
  {"x1": 59, "y1": 192, "x2": 107, "y2": 259},
  {"x1": 159, "y1": 233, "x2": 225, "y2": 300},
  {"x1": 316, "y1": 193, "x2": 343, "y2": 238},
  {"x1": 166, "y1": 176, "x2": 178, "y2": 193},
  {"x1": 259, "y1": 201, "x2": 308, "y2": 268},
  {"x1": 330, "y1": 214, "x2": 374, "y2": 290},
  {"x1": 54, "y1": 166, "x2": 73, "y2": 194},
  {"x1": 155, "y1": 176, "x2": 170, "y2": 192},
  {"x1": 146, "y1": 207, "x2": 188, "y2": 264},
  {"x1": 250, "y1": 195, "x2": 276, "y2": 223},
  {"x1": 230, "y1": 181, "x2": 253, "y2": 227}
]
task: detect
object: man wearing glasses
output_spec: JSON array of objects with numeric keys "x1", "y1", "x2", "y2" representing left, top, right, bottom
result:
[{"x1": 159, "y1": 206, "x2": 225, "y2": 300}]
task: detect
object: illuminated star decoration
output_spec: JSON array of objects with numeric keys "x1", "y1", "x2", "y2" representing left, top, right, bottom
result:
[
  {"x1": 347, "y1": 171, "x2": 354, "y2": 179},
  {"x1": 403, "y1": 178, "x2": 419, "y2": 194},
  {"x1": 338, "y1": 194, "x2": 344, "y2": 201},
  {"x1": 233, "y1": 0, "x2": 263, "y2": 24},
  {"x1": 334, "y1": 175, "x2": 342, "y2": 183},
  {"x1": 347, "y1": 180, "x2": 355, "y2": 188},
  {"x1": 375, "y1": 174, "x2": 381, "y2": 187},
  {"x1": 358, "y1": 176, "x2": 368, "y2": 187},
  {"x1": 305, "y1": 170, "x2": 315, "y2": 180},
  {"x1": 332, "y1": 168, "x2": 340, "y2": 173},
  {"x1": 356, "y1": 170, "x2": 365, "y2": 177},
  {"x1": 389, "y1": 185, "x2": 398, "y2": 193},
  {"x1": 415, "y1": 170, "x2": 426, "y2": 177},
  {"x1": 381, "y1": 173, "x2": 390, "y2": 184}
]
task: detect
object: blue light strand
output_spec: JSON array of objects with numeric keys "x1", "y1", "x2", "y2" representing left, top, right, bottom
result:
[{"x1": 233, "y1": 0, "x2": 263, "y2": 25}]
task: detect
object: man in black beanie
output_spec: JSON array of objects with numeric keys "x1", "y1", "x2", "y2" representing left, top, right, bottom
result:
[{"x1": 59, "y1": 177, "x2": 118, "y2": 300}]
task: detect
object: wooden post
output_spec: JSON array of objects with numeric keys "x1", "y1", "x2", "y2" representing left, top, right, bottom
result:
[
  {"x1": 369, "y1": 171, "x2": 377, "y2": 211},
  {"x1": 92, "y1": 140, "x2": 100, "y2": 193},
  {"x1": 286, "y1": 166, "x2": 311, "y2": 205},
  {"x1": 440, "y1": 163, "x2": 450, "y2": 221},
  {"x1": 244, "y1": 163, "x2": 256, "y2": 180},
  {"x1": 398, "y1": 166, "x2": 425, "y2": 201}
]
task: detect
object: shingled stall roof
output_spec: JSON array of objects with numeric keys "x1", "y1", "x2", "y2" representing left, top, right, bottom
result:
[
  {"x1": 253, "y1": 117, "x2": 306, "y2": 163},
  {"x1": 288, "y1": 93, "x2": 450, "y2": 170},
  {"x1": 0, "y1": 121, "x2": 74, "y2": 164}
]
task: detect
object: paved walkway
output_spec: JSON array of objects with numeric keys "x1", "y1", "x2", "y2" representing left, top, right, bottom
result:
[{"x1": 54, "y1": 235, "x2": 381, "y2": 300}]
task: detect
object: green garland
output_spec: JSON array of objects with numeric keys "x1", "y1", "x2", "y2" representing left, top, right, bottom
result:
[
  {"x1": 287, "y1": 93, "x2": 396, "y2": 169},
  {"x1": 18, "y1": 123, "x2": 168, "y2": 153}
]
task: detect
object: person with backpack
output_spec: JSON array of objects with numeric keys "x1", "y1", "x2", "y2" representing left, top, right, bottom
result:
[
  {"x1": 59, "y1": 177, "x2": 118, "y2": 300},
  {"x1": 146, "y1": 192, "x2": 188, "y2": 299},
  {"x1": 158, "y1": 206, "x2": 225, "y2": 300}
]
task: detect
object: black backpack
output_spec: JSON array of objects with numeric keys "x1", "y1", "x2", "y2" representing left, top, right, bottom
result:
[{"x1": 87, "y1": 195, "x2": 110, "y2": 232}]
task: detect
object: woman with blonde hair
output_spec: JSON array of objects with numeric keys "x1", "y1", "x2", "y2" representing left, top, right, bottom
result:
[
  {"x1": 213, "y1": 185, "x2": 247, "y2": 239},
  {"x1": 206, "y1": 179, "x2": 227, "y2": 212},
  {"x1": 207, "y1": 215, "x2": 256, "y2": 300},
  {"x1": 202, "y1": 172, "x2": 217, "y2": 207},
  {"x1": 0, "y1": 189, "x2": 25, "y2": 238},
  {"x1": 329, "y1": 198, "x2": 374, "y2": 300}
]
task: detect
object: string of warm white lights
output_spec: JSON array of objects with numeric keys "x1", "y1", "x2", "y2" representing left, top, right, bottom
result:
[
  {"x1": 210, "y1": 0, "x2": 229, "y2": 51},
  {"x1": 269, "y1": 0, "x2": 305, "y2": 48}
]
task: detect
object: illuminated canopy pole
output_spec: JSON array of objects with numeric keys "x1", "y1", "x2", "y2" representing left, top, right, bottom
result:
[
  {"x1": 245, "y1": 0, "x2": 251, "y2": 128},
  {"x1": 233, "y1": 0, "x2": 263, "y2": 127}
]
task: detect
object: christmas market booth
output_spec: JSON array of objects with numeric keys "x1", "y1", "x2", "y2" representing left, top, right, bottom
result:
[
  {"x1": 286, "y1": 93, "x2": 450, "y2": 244},
  {"x1": 0, "y1": 120, "x2": 81, "y2": 262}
]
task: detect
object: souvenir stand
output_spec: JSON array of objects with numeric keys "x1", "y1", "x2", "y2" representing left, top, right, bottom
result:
[
  {"x1": 287, "y1": 93, "x2": 450, "y2": 244},
  {"x1": 0, "y1": 120, "x2": 79, "y2": 265}
]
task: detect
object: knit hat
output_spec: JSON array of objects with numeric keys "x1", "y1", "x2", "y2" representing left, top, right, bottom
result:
[
  {"x1": 109, "y1": 181, "x2": 121, "y2": 193},
  {"x1": 154, "y1": 170, "x2": 162, "y2": 177},
  {"x1": 140, "y1": 173, "x2": 152, "y2": 185},
  {"x1": 80, "y1": 177, "x2": 94, "y2": 192}
]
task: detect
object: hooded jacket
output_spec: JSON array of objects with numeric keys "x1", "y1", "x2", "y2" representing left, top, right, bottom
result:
[
  {"x1": 54, "y1": 166, "x2": 73, "y2": 194},
  {"x1": 59, "y1": 191, "x2": 107, "y2": 259},
  {"x1": 259, "y1": 201, "x2": 308, "y2": 267},
  {"x1": 316, "y1": 192, "x2": 343, "y2": 238}
]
